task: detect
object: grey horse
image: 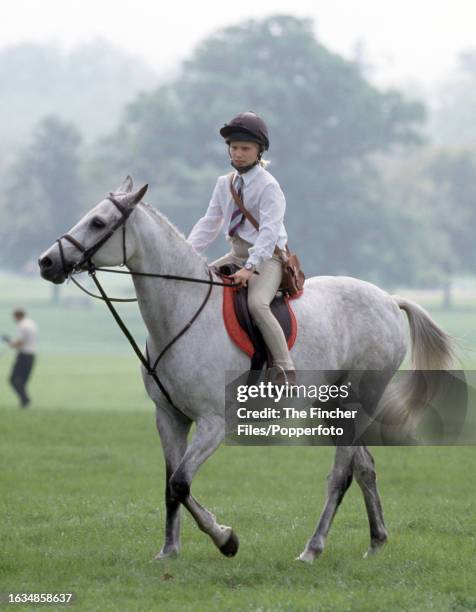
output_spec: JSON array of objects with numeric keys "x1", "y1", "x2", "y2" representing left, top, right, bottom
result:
[{"x1": 39, "y1": 178, "x2": 455, "y2": 563}]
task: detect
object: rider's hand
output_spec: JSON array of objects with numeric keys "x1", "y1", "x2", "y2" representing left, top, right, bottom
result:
[{"x1": 230, "y1": 267, "x2": 254, "y2": 288}]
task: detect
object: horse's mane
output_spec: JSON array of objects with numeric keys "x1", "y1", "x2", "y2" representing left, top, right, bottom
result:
[{"x1": 137, "y1": 200, "x2": 208, "y2": 264}]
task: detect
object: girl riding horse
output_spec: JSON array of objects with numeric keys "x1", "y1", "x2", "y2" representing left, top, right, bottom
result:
[{"x1": 187, "y1": 111, "x2": 295, "y2": 384}]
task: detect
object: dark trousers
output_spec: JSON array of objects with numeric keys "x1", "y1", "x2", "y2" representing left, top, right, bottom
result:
[{"x1": 9, "y1": 352, "x2": 35, "y2": 406}]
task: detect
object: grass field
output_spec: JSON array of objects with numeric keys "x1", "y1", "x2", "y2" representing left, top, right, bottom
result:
[
  {"x1": 1, "y1": 273, "x2": 476, "y2": 610},
  {"x1": 1, "y1": 405, "x2": 475, "y2": 611}
]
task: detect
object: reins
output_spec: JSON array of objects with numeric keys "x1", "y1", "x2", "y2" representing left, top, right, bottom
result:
[
  {"x1": 69, "y1": 267, "x2": 237, "y2": 302},
  {"x1": 56, "y1": 196, "x2": 238, "y2": 417},
  {"x1": 88, "y1": 264, "x2": 214, "y2": 414}
]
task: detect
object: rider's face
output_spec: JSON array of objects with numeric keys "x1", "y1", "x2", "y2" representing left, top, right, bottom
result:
[{"x1": 229, "y1": 141, "x2": 260, "y2": 168}]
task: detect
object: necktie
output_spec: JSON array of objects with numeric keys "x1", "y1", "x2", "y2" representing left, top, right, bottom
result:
[{"x1": 228, "y1": 175, "x2": 245, "y2": 237}]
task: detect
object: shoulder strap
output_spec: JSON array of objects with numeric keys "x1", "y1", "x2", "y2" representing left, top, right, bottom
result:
[
  {"x1": 228, "y1": 173, "x2": 285, "y2": 259},
  {"x1": 229, "y1": 174, "x2": 260, "y2": 231}
]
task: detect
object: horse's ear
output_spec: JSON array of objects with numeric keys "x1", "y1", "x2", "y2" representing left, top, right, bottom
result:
[
  {"x1": 115, "y1": 176, "x2": 133, "y2": 193},
  {"x1": 125, "y1": 184, "x2": 148, "y2": 208}
]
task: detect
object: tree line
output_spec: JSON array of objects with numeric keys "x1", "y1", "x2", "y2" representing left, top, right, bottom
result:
[{"x1": 1, "y1": 15, "x2": 475, "y2": 300}]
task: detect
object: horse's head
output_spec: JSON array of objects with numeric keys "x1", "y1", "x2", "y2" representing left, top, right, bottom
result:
[{"x1": 39, "y1": 177, "x2": 148, "y2": 284}]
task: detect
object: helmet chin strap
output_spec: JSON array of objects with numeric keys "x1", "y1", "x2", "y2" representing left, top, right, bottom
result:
[
  {"x1": 228, "y1": 146, "x2": 262, "y2": 174},
  {"x1": 230, "y1": 159, "x2": 259, "y2": 174}
]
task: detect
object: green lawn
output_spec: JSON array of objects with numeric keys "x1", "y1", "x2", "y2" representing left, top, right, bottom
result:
[
  {"x1": 1, "y1": 407, "x2": 475, "y2": 611},
  {"x1": 0, "y1": 355, "x2": 150, "y2": 413},
  {"x1": 1, "y1": 273, "x2": 476, "y2": 610}
]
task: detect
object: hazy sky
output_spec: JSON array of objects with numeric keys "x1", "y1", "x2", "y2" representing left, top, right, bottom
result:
[{"x1": 1, "y1": 0, "x2": 475, "y2": 87}]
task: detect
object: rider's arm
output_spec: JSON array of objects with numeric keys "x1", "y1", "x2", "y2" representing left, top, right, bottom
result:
[
  {"x1": 187, "y1": 178, "x2": 225, "y2": 253},
  {"x1": 246, "y1": 182, "x2": 285, "y2": 268}
]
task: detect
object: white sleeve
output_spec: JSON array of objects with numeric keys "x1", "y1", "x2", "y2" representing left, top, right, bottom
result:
[
  {"x1": 246, "y1": 183, "x2": 285, "y2": 268},
  {"x1": 187, "y1": 178, "x2": 225, "y2": 253},
  {"x1": 14, "y1": 323, "x2": 28, "y2": 348}
]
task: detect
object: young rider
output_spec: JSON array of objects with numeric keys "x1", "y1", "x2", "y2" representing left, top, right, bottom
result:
[{"x1": 187, "y1": 111, "x2": 295, "y2": 382}]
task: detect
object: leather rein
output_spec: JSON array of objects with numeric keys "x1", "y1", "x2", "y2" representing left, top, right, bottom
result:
[{"x1": 55, "y1": 195, "x2": 236, "y2": 417}]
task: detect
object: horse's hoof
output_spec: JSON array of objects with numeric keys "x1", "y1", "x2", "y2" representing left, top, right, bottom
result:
[
  {"x1": 155, "y1": 547, "x2": 179, "y2": 560},
  {"x1": 295, "y1": 550, "x2": 316, "y2": 564},
  {"x1": 363, "y1": 538, "x2": 387, "y2": 559},
  {"x1": 219, "y1": 530, "x2": 239, "y2": 557}
]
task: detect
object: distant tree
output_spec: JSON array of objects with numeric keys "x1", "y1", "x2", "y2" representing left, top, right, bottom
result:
[
  {"x1": 0, "y1": 116, "x2": 83, "y2": 279},
  {"x1": 0, "y1": 40, "x2": 158, "y2": 155},
  {"x1": 98, "y1": 15, "x2": 426, "y2": 282},
  {"x1": 429, "y1": 49, "x2": 476, "y2": 147},
  {"x1": 425, "y1": 149, "x2": 476, "y2": 305},
  {"x1": 374, "y1": 152, "x2": 455, "y2": 289},
  {"x1": 374, "y1": 147, "x2": 476, "y2": 305}
]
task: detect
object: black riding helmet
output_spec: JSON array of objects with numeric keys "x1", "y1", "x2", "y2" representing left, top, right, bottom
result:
[{"x1": 220, "y1": 111, "x2": 270, "y2": 151}]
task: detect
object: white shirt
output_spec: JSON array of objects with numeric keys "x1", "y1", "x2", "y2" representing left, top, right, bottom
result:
[
  {"x1": 15, "y1": 318, "x2": 38, "y2": 354},
  {"x1": 187, "y1": 164, "x2": 288, "y2": 268}
]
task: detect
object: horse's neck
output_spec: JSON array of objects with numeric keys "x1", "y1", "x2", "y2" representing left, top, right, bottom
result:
[{"x1": 128, "y1": 206, "x2": 212, "y2": 350}]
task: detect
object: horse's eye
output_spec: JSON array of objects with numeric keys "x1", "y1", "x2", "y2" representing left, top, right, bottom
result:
[{"x1": 91, "y1": 217, "x2": 106, "y2": 229}]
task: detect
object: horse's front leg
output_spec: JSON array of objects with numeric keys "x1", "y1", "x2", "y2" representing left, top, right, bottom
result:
[
  {"x1": 169, "y1": 415, "x2": 239, "y2": 557},
  {"x1": 154, "y1": 404, "x2": 192, "y2": 560}
]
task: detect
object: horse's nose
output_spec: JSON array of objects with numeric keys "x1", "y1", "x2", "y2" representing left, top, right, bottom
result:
[{"x1": 38, "y1": 255, "x2": 53, "y2": 270}]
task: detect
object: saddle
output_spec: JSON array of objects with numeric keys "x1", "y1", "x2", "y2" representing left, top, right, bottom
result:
[{"x1": 217, "y1": 264, "x2": 299, "y2": 380}]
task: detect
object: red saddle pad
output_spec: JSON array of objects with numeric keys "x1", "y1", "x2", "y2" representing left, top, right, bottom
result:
[{"x1": 222, "y1": 281, "x2": 300, "y2": 358}]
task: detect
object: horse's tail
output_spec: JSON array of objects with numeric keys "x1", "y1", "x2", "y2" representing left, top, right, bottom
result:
[
  {"x1": 395, "y1": 296, "x2": 456, "y2": 370},
  {"x1": 378, "y1": 296, "x2": 457, "y2": 430}
]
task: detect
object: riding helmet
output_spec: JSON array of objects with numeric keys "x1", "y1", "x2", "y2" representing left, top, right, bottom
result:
[{"x1": 219, "y1": 111, "x2": 270, "y2": 151}]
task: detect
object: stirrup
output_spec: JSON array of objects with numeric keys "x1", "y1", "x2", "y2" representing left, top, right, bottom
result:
[
  {"x1": 267, "y1": 365, "x2": 296, "y2": 385},
  {"x1": 267, "y1": 364, "x2": 286, "y2": 384}
]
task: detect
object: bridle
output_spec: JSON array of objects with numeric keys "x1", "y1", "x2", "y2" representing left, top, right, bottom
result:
[
  {"x1": 55, "y1": 194, "x2": 237, "y2": 417},
  {"x1": 58, "y1": 195, "x2": 132, "y2": 273}
]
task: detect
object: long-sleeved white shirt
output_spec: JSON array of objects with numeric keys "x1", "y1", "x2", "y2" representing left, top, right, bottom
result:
[
  {"x1": 187, "y1": 164, "x2": 288, "y2": 268},
  {"x1": 14, "y1": 318, "x2": 38, "y2": 354}
]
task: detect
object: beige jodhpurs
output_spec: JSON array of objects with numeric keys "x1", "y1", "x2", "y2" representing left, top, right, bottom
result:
[{"x1": 211, "y1": 235, "x2": 295, "y2": 370}]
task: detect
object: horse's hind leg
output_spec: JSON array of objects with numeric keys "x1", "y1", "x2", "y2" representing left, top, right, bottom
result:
[
  {"x1": 353, "y1": 445, "x2": 388, "y2": 557},
  {"x1": 169, "y1": 415, "x2": 239, "y2": 557},
  {"x1": 154, "y1": 405, "x2": 192, "y2": 560},
  {"x1": 297, "y1": 446, "x2": 355, "y2": 564}
]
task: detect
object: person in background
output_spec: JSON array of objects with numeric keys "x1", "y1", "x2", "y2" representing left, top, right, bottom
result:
[{"x1": 2, "y1": 308, "x2": 38, "y2": 408}]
